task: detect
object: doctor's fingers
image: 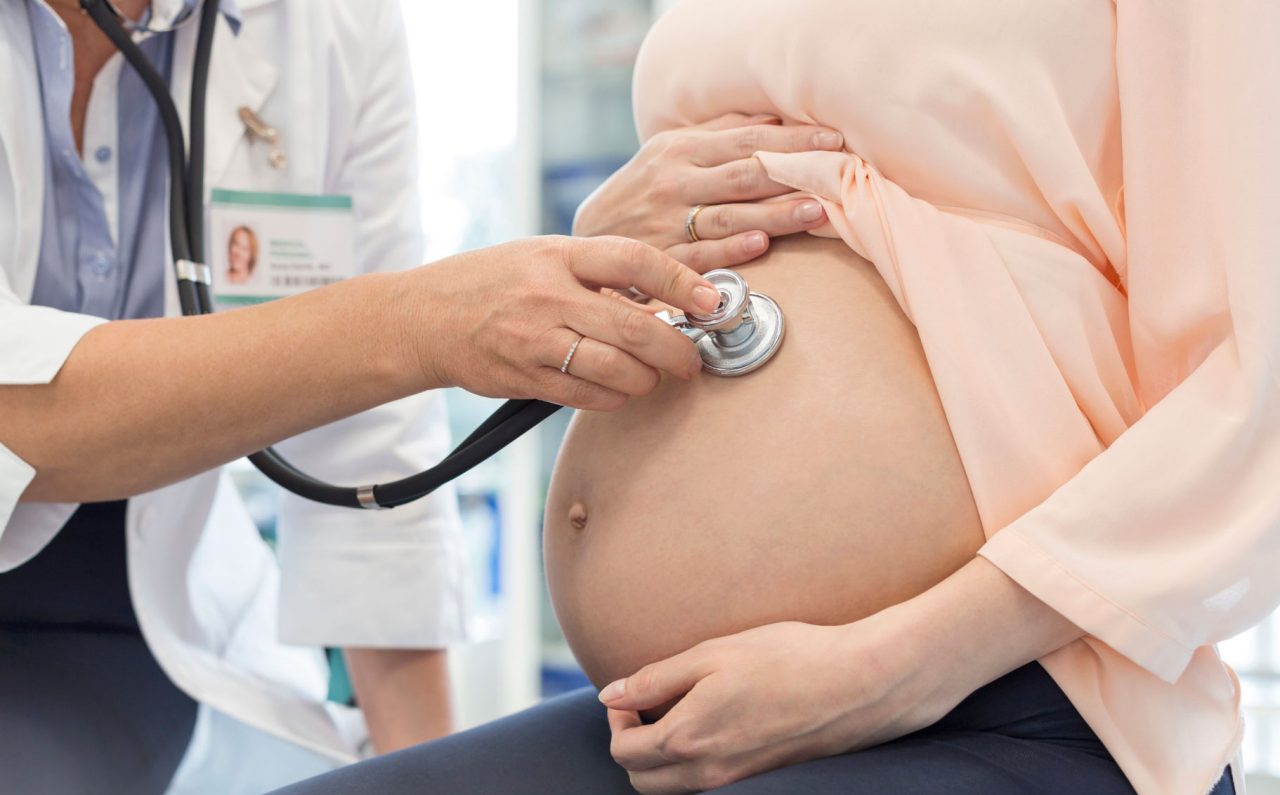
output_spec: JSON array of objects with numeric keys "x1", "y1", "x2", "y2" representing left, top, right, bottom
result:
[
  {"x1": 687, "y1": 123, "x2": 844, "y2": 168},
  {"x1": 529, "y1": 368, "x2": 628, "y2": 412},
  {"x1": 560, "y1": 236, "x2": 720, "y2": 319},
  {"x1": 544, "y1": 330, "x2": 662, "y2": 398},
  {"x1": 566, "y1": 292, "x2": 702, "y2": 381}
]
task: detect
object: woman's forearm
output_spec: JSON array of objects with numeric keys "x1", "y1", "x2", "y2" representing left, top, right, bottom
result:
[
  {"x1": 5, "y1": 271, "x2": 427, "y2": 503},
  {"x1": 594, "y1": 554, "x2": 1087, "y2": 793},
  {"x1": 860, "y1": 556, "x2": 1084, "y2": 719}
]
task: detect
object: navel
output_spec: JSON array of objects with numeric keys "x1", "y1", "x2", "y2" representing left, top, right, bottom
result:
[{"x1": 568, "y1": 501, "x2": 589, "y2": 531}]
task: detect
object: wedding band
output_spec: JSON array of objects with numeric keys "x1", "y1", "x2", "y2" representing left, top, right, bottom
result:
[
  {"x1": 560, "y1": 335, "x2": 585, "y2": 374},
  {"x1": 685, "y1": 204, "x2": 708, "y2": 243}
]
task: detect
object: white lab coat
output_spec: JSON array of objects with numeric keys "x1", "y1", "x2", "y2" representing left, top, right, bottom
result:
[{"x1": 0, "y1": 0, "x2": 470, "y2": 782}]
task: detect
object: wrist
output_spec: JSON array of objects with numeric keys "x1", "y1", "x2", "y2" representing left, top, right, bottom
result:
[
  {"x1": 384, "y1": 266, "x2": 452, "y2": 393},
  {"x1": 572, "y1": 194, "x2": 604, "y2": 238},
  {"x1": 843, "y1": 600, "x2": 954, "y2": 729},
  {"x1": 841, "y1": 557, "x2": 1085, "y2": 727}
]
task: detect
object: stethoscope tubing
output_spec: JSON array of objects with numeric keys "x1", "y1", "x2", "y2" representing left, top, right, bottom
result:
[{"x1": 81, "y1": 0, "x2": 563, "y2": 510}]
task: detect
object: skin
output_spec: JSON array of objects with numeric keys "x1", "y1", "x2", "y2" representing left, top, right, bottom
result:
[
  {"x1": 572, "y1": 114, "x2": 1083, "y2": 793},
  {"x1": 344, "y1": 648, "x2": 454, "y2": 753},
  {"x1": 600, "y1": 561, "x2": 1081, "y2": 794},
  {"x1": 574, "y1": 114, "x2": 845, "y2": 273},
  {"x1": 227, "y1": 228, "x2": 254, "y2": 284},
  {"x1": 45, "y1": 0, "x2": 141, "y2": 151},
  {"x1": 13, "y1": 1, "x2": 722, "y2": 757},
  {"x1": 546, "y1": 237, "x2": 988, "y2": 689}
]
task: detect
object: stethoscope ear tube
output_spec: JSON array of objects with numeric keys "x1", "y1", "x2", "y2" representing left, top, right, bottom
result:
[
  {"x1": 243, "y1": 399, "x2": 562, "y2": 510},
  {"x1": 186, "y1": 0, "x2": 220, "y2": 315},
  {"x1": 84, "y1": 0, "x2": 565, "y2": 510}
]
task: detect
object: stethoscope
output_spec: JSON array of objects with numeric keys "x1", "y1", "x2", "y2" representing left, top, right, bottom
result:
[{"x1": 82, "y1": 0, "x2": 787, "y2": 510}]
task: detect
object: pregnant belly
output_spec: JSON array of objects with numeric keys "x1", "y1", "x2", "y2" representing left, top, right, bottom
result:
[{"x1": 544, "y1": 235, "x2": 984, "y2": 688}]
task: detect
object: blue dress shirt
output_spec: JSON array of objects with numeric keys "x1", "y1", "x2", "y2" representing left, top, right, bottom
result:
[{"x1": 27, "y1": 0, "x2": 240, "y2": 321}]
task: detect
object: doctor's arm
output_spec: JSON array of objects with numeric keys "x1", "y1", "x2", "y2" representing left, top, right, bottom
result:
[{"x1": 0, "y1": 235, "x2": 718, "y2": 505}]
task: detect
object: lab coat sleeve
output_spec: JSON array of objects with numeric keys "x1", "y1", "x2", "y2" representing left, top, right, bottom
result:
[
  {"x1": 979, "y1": 1, "x2": 1280, "y2": 683},
  {"x1": 273, "y1": 0, "x2": 470, "y2": 649},
  {"x1": 0, "y1": 265, "x2": 105, "y2": 567}
]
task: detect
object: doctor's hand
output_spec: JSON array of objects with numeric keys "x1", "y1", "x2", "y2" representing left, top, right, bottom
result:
[
  {"x1": 403, "y1": 235, "x2": 720, "y2": 411},
  {"x1": 574, "y1": 113, "x2": 842, "y2": 273},
  {"x1": 599, "y1": 620, "x2": 950, "y2": 795}
]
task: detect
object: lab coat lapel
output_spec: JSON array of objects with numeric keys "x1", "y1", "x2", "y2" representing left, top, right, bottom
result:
[
  {"x1": 166, "y1": 8, "x2": 278, "y2": 317},
  {"x1": 0, "y1": 0, "x2": 48, "y2": 303}
]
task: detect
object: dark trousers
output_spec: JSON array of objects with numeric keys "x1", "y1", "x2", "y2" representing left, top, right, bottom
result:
[
  {"x1": 0, "y1": 501, "x2": 197, "y2": 795},
  {"x1": 274, "y1": 661, "x2": 1235, "y2": 795},
  {"x1": 0, "y1": 628, "x2": 197, "y2": 795}
]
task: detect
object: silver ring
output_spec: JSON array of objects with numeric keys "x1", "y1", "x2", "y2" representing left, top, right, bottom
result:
[
  {"x1": 560, "y1": 335, "x2": 585, "y2": 374},
  {"x1": 685, "y1": 204, "x2": 708, "y2": 244}
]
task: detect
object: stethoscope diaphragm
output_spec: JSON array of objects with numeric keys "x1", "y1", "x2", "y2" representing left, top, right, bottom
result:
[{"x1": 658, "y1": 269, "x2": 786, "y2": 377}]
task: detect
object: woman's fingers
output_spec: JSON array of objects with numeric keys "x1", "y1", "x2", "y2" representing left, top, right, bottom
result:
[
  {"x1": 599, "y1": 649, "x2": 713, "y2": 712},
  {"x1": 692, "y1": 112, "x2": 780, "y2": 132},
  {"x1": 690, "y1": 123, "x2": 843, "y2": 168},
  {"x1": 694, "y1": 198, "x2": 828, "y2": 242},
  {"x1": 548, "y1": 332, "x2": 662, "y2": 397},
  {"x1": 663, "y1": 197, "x2": 828, "y2": 270},
  {"x1": 690, "y1": 157, "x2": 795, "y2": 204},
  {"x1": 666, "y1": 232, "x2": 771, "y2": 273},
  {"x1": 608, "y1": 710, "x2": 673, "y2": 772}
]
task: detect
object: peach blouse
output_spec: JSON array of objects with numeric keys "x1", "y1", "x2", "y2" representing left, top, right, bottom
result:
[{"x1": 634, "y1": 1, "x2": 1278, "y2": 792}]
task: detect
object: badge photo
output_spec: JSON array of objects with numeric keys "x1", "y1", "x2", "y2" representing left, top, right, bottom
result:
[{"x1": 208, "y1": 189, "x2": 356, "y2": 307}]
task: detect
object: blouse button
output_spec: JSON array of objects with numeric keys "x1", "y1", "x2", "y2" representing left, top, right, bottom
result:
[{"x1": 88, "y1": 251, "x2": 113, "y2": 276}]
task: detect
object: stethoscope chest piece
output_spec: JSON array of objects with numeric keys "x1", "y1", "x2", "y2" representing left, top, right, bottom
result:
[{"x1": 660, "y1": 269, "x2": 786, "y2": 377}]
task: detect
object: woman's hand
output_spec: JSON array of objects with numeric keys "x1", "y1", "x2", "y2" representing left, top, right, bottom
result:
[
  {"x1": 598, "y1": 619, "x2": 946, "y2": 794},
  {"x1": 599, "y1": 559, "x2": 1085, "y2": 794},
  {"x1": 403, "y1": 235, "x2": 721, "y2": 412},
  {"x1": 574, "y1": 114, "x2": 844, "y2": 272}
]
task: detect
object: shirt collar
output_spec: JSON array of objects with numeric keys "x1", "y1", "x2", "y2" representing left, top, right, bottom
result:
[
  {"x1": 150, "y1": 0, "x2": 242, "y2": 36},
  {"x1": 28, "y1": 1, "x2": 243, "y2": 37}
]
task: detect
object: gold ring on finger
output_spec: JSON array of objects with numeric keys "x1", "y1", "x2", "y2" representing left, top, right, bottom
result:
[{"x1": 685, "y1": 204, "x2": 709, "y2": 244}]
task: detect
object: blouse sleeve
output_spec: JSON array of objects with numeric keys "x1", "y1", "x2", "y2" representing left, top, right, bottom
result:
[{"x1": 979, "y1": 0, "x2": 1280, "y2": 683}]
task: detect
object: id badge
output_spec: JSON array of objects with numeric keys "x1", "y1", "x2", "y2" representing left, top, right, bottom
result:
[{"x1": 208, "y1": 189, "x2": 355, "y2": 307}]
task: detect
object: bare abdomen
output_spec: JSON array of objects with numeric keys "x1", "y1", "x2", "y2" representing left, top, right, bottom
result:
[{"x1": 544, "y1": 235, "x2": 984, "y2": 687}]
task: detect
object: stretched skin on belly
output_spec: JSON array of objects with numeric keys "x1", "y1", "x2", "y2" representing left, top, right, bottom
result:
[{"x1": 544, "y1": 235, "x2": 985, "y2": 688}]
